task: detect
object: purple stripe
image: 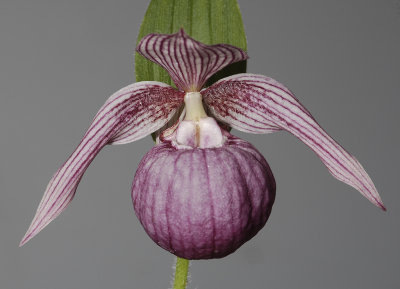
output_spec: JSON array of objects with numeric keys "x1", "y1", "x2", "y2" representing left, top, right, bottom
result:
[
  {"x1": 211, "y1": 92, "x2": 357, "y2": 192},
  {"x1": 111, "y1": 101, "x2": 180, "y2": 142},
  {"x1": 245, "y1": 85, "x2": 365, "y2": 179},
  {"x1": 38, "y1": 98, "x2": 135, "y2": 213},
  {"x1": 114, "y1": 107, "x2": 177, "y2": 142},
  {"x1": 38, "y1": 108, "x2": 126, "y2": 218},
  {"x1": 21, "y1": 84, "x2": 185, "y2": 245},
  {"x1": 235, "y1": 74, "x2": 293, "y2": 97},
  {"x1": 204, "y1": 94, "x2": 281, "y2": 132},
  {"x1": 170, "y1": 35, "x2": 182, "y2": 88},
  {"x1": 136, "y1": 30, "x2": 248, "y2": 91},
  {"x1": 224, "y1": 76, "x2": 312, "y2": 118},
  {"x1": 152, "y1": 36, "x2": 175, "y2": 77},
  {"x1": 199, "y1": 46, "x2": 212, "y2": 86},
  {"x1": 178, "y1": 35, "x2": 191, "y2": 90},
  {"x1": 43, "y1": 94, "x2": 177, "y2": 214},
  {"x1": 28, "y1": 105, "x2": 152, "y2": 242},
  {"x1": 259, "y1": 95, "x2": 373, "y2": 197},
  {"x1": 214, "y1": 76, "x2": 311, "y2": 118},
  {"x1": 204, "y1": 75, "x2": 383, "y2": 208},
  {"x1": 254, "y1": 88, "x2": 379, "y2": 203},
  {"x1": 203, "y1": 87, "x2": 281, "y2": 131},
  {"x1": 94, "y1": 85, "x2": 163, "y2": 125},
  {"x1": 162, "y1": 36, "x2": 180, "y2": 84},
  {"x1": 171, "y1": 35, "x2": 184, "y2": 89},
  {"x1": 208, "y1": 78, "x2": 359, "y2": 179},
  {"x1": 27, "y1": 119, "x2": 121, "y2": 238},
  {"x1": 241, "y1": 84, "x2": 372, "y2": 191},
  {"x1": 183, "y1": 35, "x2": 196, "y2": 87}
]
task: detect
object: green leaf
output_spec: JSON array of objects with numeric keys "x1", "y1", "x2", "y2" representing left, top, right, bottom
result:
[{"x1": 135, "y1": 0, "x2": 247, "y2": 87}]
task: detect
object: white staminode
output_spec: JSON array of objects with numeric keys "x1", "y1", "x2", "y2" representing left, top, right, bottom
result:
[{"x1": 175, "y1": 92, "x2": 224, "y2": 148}]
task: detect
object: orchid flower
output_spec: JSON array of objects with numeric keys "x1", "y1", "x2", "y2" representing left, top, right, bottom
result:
[{"x1": 21, "y1": 29, "x2": 385, "y2": 260}]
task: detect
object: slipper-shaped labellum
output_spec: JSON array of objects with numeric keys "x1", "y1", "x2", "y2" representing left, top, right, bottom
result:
[{"x1": 21, "y1": 29, "x2": 385, "y2": 260}]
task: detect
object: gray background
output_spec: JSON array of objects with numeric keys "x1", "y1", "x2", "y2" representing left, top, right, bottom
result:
[{"x1": 1, "y1": 0, "x2": 399, "y2": 288}]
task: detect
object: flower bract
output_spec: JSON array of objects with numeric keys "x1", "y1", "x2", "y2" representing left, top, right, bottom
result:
[{"x1": 20, "y1": 30, "x2": 385, "y2": 260}]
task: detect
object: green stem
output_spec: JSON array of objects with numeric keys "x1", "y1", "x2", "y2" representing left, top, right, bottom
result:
[{"x1": 173, "y1": 257, "x2": 190, "y2": 289}]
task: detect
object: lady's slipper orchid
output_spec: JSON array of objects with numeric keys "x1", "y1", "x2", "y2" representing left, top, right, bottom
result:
[{"x1": 21, "y1": 30, "x2": 385, "y2": 260}]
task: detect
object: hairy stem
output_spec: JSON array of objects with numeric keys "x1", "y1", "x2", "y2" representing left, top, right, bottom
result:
[{"x1": 173, "y1": 257, "x2": 190, "y2": 289}]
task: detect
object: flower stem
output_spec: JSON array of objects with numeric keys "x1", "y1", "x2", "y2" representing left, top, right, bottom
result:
[{"x1": 173, "y1": 257, "x2": 189, "y2": 289}]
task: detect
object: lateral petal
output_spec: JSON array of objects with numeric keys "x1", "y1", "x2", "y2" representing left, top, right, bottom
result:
[
  {"x1": 136, "y1": 29, "x2": 248, "y2": 92},
  {"x1": 20, "y1": 82, "x2": 184, "y2": 246},
  {"x1": 202, "y1": 73, "x2": 385, "y2": 210}
]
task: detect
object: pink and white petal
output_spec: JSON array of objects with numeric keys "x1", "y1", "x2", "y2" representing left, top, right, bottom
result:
[
  {"x1": 136, "y1": 29, "x2": 248, "y2": 92},
  {"x1": 202, "y1": 73, "x2": 385, "y2": 210},
  {"x1": 20, "y1": 82, "x2": 184, "y2": 246}
]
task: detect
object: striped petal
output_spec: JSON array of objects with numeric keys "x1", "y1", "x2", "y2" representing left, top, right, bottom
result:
[
  {"x1": 136, "y1": 29, "x2": 248, "y2": 92},
  {"x1": 20, "y1": 82, "x2": 184, "y2": 246},
  {"x1": 202, "y1": 73, "x2": 385, "y2": 210}
]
